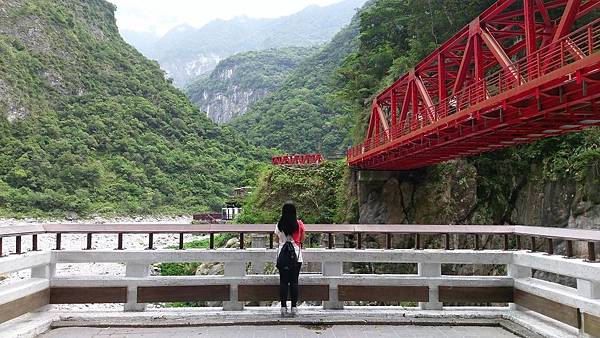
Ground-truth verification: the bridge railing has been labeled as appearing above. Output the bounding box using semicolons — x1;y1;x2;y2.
1;223;600;336
348;18;600;161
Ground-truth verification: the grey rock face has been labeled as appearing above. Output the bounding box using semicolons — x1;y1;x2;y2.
357;160;600;231
186;47;314;124
162;54;222;88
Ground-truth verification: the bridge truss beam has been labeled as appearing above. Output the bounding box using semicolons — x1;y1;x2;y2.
349;0;600;170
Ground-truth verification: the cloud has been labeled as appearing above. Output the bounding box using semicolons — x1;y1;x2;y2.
109;0;344;36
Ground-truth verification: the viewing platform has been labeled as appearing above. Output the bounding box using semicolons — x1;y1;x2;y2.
0;223;599;337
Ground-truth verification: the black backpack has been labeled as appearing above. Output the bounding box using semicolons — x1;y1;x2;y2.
276;240;298;271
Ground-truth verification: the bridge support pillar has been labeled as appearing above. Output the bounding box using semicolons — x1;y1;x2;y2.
323;261;344;310
223;262;245;311
124;263;149;312
508;264;532;311
418;263;443;310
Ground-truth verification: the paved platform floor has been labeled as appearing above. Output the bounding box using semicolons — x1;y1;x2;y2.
39;325;519;338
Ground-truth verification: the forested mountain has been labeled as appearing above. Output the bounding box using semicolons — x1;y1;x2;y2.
125;0;367;87
0;0;270;217
186;47;316;124
227;6;364;156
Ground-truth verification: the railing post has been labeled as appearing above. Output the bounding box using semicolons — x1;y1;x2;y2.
269;233;274;249
587;242;596;262
530;236;537;252
178;233;184;250
117;233;124;250
32;234;38;251
147;233;154;250
578;277;600;337
386;233;392;250
565;240;574;258
588;25;593;56
418;263;442;310
0;237;3;257
124;263;149;312
31;263;55;280
250;234;267;275
414;234;422;250
85;233;93;250
474;234;481;250
209;233;215;249
56;233;62;250
508;264;532;310
328;233;334;249
545;238;554;255
15;236;21;254
534;53;541;80
223;261;246;311
323;261;344;310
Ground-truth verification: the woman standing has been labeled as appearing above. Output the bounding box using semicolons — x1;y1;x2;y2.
275;201;305;317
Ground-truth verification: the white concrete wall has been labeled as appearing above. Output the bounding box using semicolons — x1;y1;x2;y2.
1;247;600;328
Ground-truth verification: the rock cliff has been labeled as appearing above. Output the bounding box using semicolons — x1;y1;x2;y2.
186;47;315;124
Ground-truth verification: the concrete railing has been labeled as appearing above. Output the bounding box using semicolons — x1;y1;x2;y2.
1;223;599;259
0;224;600;337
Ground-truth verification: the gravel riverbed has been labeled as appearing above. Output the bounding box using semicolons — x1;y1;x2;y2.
0;216;205;310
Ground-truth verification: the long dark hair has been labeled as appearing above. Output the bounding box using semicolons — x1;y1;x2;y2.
277;201;298;236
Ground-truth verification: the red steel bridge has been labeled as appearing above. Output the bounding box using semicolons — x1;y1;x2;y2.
347;0;600;170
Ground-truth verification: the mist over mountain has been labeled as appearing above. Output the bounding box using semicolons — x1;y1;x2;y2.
121;0;367;87
119;29;160;56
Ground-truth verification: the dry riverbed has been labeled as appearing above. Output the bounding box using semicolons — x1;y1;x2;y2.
0;216;204;310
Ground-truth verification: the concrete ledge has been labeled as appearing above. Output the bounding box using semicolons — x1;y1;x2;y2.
20;307;579;338
515;277;600;316
0;309;56;338
0;251;51;275
0;279;49;304
51;249;513;264
50;275;513;288
512;252;600;283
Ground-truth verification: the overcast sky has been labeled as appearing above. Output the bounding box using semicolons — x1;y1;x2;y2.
109;0;346;37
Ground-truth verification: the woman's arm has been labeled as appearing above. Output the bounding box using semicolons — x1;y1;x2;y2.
299;220;306;243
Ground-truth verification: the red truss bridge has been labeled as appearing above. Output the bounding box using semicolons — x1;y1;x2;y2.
347;0;600;170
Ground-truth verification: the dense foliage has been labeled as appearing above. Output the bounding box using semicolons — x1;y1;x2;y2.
185;47;317;123
228;7;364;156
237;161;346;224
0;0;270;217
